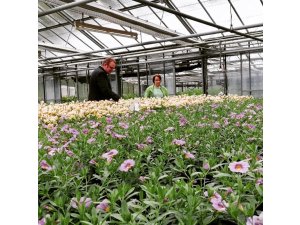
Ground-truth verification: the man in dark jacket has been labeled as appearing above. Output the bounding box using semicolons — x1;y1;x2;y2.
88;57;120;102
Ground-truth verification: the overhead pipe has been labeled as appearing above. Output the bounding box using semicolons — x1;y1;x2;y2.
39;0;95;17
39;23;262;62
133;0;262;42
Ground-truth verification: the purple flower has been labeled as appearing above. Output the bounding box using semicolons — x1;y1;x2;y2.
226;187;233;195
90;122;101;128
111;132;126;140
70;197;92;209
212;122;220;128
183;150;195;159
256;178;263;185
211;103;219;109
210;192;222;204
247;124;256;130
65;150;74;157
38;217;46;225
235;113;245;119
203;162;210;170
119;159;135;172
96;199;110;213
82;128;89;134
146;136;153;144
246;212;263;225
101;149;118;162
119;122;129;129
172;139;186;146
89;159;97;165
224;118;229;126
87;138;96;144
40;160;52;171
179;116;188;126
106;117;112;124
136;143;147;150
139;176;147;182
229;161;250;173
212;200;228;212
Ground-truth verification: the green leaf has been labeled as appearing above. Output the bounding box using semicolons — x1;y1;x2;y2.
110;213;125;222
154;210;178;222
80;221;94;225
203;215;214;225
143;200;160;208
190;171;203;178
213;173;232;178
70;213;80;218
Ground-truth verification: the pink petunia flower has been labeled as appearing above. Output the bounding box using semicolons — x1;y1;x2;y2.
82;128;89;134
212;200;228;212
139;176;147;182
256;178;263;185
246;211;263;225
183;150;195;159
119;159;135;172
172;139;186;146
96;199;110;213
101;149;118;162
203;162;210;170
146;136;153;144
210;192;222;204
89;159;97;165
111;132;126;140
65;150;74;157
87;138;96;144
136;143;147;150
70;197;92;209
229;161;250;173
40;160;52;171
179;116;188;126
226;187;233;195
213;122;221;128
38;217;46;225
106;117;112;124
119;122;129;129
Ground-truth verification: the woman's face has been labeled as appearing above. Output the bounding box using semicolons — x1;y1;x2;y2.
154;76;161;87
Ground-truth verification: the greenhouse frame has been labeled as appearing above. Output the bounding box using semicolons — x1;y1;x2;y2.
38;1;263;225
38;0;263;102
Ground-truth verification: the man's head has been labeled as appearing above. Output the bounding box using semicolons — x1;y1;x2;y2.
102;57;116;74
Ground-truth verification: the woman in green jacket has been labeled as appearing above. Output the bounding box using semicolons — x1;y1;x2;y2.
144;74;169;98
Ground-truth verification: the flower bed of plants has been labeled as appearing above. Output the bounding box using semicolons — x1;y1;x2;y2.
38;95;263;225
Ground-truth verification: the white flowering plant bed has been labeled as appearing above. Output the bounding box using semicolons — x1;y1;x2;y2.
38;95;263;225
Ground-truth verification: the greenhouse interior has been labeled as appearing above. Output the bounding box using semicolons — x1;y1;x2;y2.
38;0;263;224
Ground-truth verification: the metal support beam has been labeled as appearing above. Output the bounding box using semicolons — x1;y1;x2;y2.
39;23;262;62
75;64;79;100
223;50;228;95
39;0;95;17
201;49;208;95
133;0;262;42
137;57;141;97
240;53;243;95
248;43;252;95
